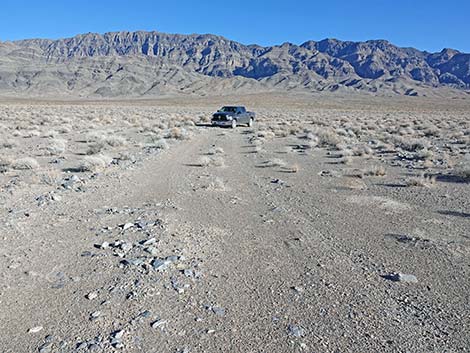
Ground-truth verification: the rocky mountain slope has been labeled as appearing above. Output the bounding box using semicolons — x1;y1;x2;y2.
0;31;469;97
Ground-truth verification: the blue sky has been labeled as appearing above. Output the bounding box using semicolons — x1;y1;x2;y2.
1;0;469;52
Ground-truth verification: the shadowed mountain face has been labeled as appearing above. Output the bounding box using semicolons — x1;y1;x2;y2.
0;31;469;97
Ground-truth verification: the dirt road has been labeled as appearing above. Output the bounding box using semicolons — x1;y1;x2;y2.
1;124;469;352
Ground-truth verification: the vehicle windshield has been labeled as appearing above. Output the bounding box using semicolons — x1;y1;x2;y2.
220;106;237;113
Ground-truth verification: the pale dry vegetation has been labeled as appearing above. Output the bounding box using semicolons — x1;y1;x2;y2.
251;101;470;187
0;103;209;198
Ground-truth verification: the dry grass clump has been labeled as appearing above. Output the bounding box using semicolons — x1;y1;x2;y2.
454;155;470;180
363;165;386;177
196;156;225;167
282;163;300;173
300;132;319;149
152;139;169;150
253;145;264;153
46;138;67;155
338;156;353;165
257;130;275;139
57;125;72;134
210;156;225;167
77;155;110;173
13;157;40;170
415;149;434;160
22;130;41;138
262;158;287;168
394;137;431;152
104;135;127;147
352;144;373;156
405;174;436;187
166;127;189;140
86;142;106;155
208;177;226;191
42;130;59;138
341;177;367;190
207;147;224;155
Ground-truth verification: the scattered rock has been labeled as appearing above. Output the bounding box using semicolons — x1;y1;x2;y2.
121;223;134;231
90;311;101;320
151;258;171;271
38;342;53;353
141;238;156;246
86;291;98;300
120;242;133;252
383;272;418;283
151;319;167;329
28;326;43;333
122;258;144;267
287;324;305;337
145;246;159;256
291;286;304;293
212;306;226;316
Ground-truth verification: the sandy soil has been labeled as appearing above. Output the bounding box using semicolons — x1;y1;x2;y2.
0;94;469;352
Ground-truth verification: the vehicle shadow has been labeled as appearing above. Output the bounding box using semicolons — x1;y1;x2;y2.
195;123;217;128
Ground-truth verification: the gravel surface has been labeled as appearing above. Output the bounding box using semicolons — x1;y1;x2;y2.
0;96;469;352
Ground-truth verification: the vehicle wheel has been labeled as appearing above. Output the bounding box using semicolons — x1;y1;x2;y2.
248;118;254;127
231;119;237;129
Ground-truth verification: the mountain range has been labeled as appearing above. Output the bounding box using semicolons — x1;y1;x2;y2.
0;30;469;98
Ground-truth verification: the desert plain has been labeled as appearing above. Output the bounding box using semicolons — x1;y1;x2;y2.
0;93;469;352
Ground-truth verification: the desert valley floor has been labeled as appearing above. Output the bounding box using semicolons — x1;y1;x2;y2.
0;93;469;352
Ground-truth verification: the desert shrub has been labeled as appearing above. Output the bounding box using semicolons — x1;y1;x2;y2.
46;139;67;155
86;142;106;155
209;177;226;191
207;147;224;155
104;135;127;147
415;149;434;160
85;131;106;143
253;145;264;153
210;156;225;167
13;157;40;170
283;163;300;173
264;158;286;167
336;149;354;158
394;137;430;152
454;155;470;179
57;125;72;134
196;156;224;167
338;156;353;165
77;155;110;172
22;130;41;138
406;174;436;187
363;165;386;176
257;131;275;139
153;139;169;150
42;130;58;138
352;145;373;156
166;127;189;140
315;128;342;147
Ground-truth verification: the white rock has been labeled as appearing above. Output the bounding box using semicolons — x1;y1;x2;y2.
122;223;134;231
86;291;98;300
28;326;43;333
